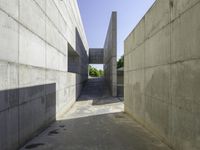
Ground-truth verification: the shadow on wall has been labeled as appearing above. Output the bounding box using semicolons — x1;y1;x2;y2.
75;28;88;99
67;29;88;102
0;83;56;150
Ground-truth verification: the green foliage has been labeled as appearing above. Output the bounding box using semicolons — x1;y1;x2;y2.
89;65;104;77
99;69;104;76
117;55;124;68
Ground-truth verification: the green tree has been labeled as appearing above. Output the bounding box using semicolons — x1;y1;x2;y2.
117;55;124;68
99;69;104;77
89;65;104;77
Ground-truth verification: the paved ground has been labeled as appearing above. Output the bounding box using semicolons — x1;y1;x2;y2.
20;78;171;150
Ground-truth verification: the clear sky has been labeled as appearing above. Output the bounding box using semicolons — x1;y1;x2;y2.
77;0;155;69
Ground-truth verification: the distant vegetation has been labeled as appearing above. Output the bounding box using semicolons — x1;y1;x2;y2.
117;55;124;68
89;55;123;77
89;65;104;77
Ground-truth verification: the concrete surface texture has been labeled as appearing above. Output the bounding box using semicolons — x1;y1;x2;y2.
104;12;117;97
117;67;124;97
124;0;200;150
89;48;104;64
20;78;171;150
0;0;88;149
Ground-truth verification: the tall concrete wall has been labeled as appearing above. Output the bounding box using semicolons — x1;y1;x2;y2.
104;12;117;97
117;68;124;97
0;0;88;149
124;0;200;150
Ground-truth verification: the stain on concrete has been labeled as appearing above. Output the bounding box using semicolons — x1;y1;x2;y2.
59;125;65;128
169;0;174;8
48;129;59;136
25;143;45;149
114;114;125;118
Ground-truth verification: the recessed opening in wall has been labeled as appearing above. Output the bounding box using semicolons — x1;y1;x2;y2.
89;64;104;77
68;43;80;73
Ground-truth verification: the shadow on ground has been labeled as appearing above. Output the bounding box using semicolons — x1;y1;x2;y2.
78;77;122;105
21;112;171;150
20;77;171;150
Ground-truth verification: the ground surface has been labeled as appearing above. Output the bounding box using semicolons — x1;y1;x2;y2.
20;78;171;150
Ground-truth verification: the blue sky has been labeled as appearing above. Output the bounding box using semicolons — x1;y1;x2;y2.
77;0;155;69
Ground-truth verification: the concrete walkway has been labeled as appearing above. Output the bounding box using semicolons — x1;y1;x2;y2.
20;78;171;150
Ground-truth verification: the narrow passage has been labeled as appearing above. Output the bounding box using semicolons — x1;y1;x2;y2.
20;78;171;150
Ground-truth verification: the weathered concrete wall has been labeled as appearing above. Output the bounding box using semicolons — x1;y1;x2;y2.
124;0;200;150
104;12;117;97
0;0;88;149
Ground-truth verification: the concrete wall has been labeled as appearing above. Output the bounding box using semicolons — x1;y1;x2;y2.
89;48;104;64
124;0;200;150
0;0;88;149
104;12;117;97
117;68;124;97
